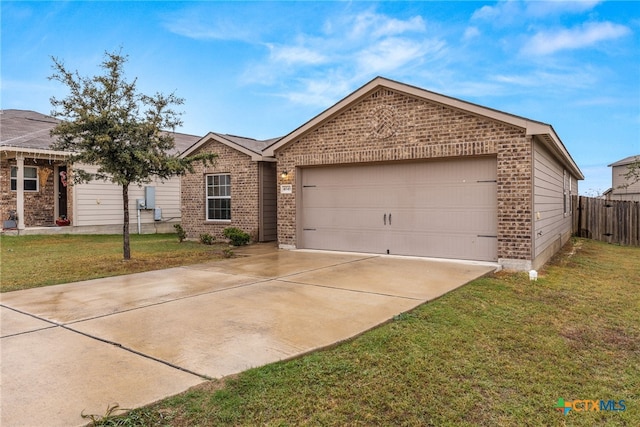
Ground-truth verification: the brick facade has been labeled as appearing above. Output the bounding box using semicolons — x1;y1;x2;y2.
180;140;260;241
275;88;533;261
1;158;72;227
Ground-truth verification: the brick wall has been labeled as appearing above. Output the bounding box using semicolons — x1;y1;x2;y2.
1;158;68;227
181;140;260;241
275;88;533;261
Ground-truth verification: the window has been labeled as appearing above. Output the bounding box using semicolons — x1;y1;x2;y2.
569;176;573;213
11;166;38;191
563;170;569;215
206;174;231;220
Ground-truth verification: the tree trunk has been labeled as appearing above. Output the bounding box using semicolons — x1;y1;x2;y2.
122;184;131;260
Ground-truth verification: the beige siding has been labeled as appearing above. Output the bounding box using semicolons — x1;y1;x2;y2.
533;142;572;259
73;164;181;226
610;164;640;201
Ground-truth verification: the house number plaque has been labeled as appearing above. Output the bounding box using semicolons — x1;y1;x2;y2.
280;184;293;194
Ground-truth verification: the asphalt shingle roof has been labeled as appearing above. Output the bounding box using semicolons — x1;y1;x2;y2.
211;133;281;155
0;110;61;150
1;109;201;154
608;155;639;167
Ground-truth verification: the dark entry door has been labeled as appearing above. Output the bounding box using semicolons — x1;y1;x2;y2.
58;166;68;218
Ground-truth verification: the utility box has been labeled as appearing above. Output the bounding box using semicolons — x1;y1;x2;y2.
154;207;162;221
136;199;146;209
144;186;155;209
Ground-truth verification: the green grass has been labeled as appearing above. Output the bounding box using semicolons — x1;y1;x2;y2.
85;238;639;426
0;233;228;292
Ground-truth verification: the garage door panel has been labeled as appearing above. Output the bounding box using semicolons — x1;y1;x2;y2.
302;186;387;208
302;207;386;229
394;209;496;234
299;157;498;262
303;228;387;254
391;230;497;260
408;184;496;208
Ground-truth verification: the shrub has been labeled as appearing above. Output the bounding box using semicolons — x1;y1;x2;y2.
223;227;251;246
199;233;215;245
221;248;234;258
173;224;187;243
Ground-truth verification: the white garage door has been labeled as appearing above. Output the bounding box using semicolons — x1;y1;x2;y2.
299;157;497;262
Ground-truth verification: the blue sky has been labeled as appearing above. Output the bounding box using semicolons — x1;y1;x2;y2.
2;1;639;194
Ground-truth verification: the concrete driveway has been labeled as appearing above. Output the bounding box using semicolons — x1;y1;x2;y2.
1;245;496;426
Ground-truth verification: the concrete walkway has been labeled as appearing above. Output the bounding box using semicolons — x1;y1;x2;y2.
1;245;496;426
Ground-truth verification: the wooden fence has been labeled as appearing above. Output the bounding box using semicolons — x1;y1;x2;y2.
572;195;640;246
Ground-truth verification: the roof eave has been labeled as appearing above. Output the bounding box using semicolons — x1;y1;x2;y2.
0;146;70;160
265;76;584;180
527;124;584;180
180;132;271;162
265;76;541;156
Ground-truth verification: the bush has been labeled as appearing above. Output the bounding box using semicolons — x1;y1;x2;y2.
199;233;215;245
221;248;234;258
223;227;251;246
173;224;187;243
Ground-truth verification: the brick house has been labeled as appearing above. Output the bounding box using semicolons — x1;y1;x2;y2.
1;109;200;234
180;133;278;242
184;77;583;270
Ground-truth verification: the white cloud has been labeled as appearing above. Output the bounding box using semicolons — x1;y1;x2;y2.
522;21;631;55
280;77;354;107
356;37;445;75
463;26;481;41
166;19;254;42
525;0;602;17
472;0;602;22
239;9;440;107
373;15;427;38
492;68;598;90
344;10;426;40
471;1;523;24
267;44;328;66
163;7;261;42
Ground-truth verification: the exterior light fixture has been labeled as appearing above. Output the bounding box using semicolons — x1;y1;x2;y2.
281;171;288;179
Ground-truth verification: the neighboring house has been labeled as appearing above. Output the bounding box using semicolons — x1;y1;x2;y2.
604;155;640;202
1;109;200;234
182;77;584;271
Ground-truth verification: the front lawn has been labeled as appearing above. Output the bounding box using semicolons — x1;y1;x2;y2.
0;233;226;292
89;238;639;426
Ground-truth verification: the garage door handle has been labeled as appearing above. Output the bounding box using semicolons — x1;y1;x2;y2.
383;213;387;225
389;213;392;225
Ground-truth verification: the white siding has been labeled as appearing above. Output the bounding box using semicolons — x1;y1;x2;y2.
533;143;572;258
73;164;181;226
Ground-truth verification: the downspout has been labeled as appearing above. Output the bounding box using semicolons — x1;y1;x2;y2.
530;137;536;267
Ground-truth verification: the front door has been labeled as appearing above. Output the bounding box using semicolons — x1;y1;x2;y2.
58;166;68;219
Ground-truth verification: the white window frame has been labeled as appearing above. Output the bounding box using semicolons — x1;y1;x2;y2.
11;166;39;192
206;173;231;221
563;170;569;216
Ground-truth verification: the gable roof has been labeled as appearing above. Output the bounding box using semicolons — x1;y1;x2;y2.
608;155;639;167
180;132;280;161
0;109;201;158
263;76;584;179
